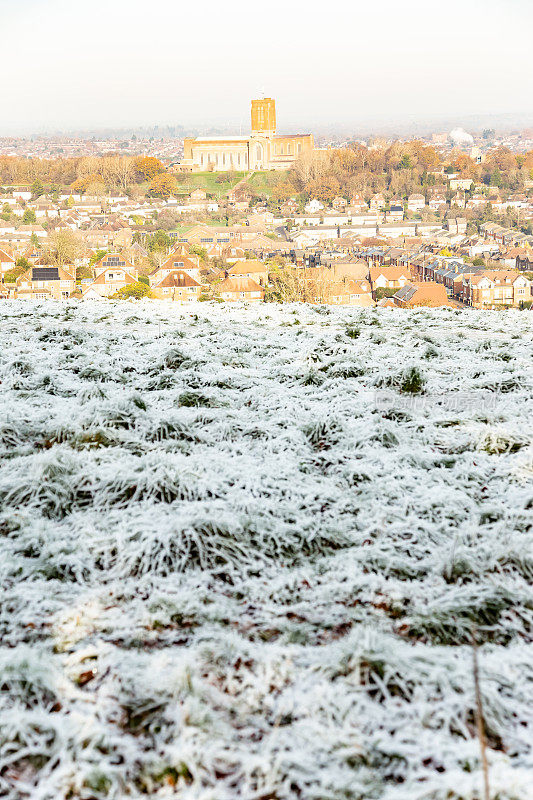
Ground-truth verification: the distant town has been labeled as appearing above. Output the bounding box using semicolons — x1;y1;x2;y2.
1;98;532;310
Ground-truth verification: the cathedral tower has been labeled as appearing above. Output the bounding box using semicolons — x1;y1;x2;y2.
251;97;276;136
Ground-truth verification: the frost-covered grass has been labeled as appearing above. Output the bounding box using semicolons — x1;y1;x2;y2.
0;299;532;800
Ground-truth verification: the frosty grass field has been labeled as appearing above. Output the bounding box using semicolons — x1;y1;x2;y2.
0;299;532;800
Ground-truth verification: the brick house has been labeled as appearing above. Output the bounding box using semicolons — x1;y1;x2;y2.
16;266;76;300
151;270;201;302
217;275;264;302
393;281;451;308
227;259;269;287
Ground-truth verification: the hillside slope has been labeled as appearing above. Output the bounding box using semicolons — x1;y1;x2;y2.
0;301;531;799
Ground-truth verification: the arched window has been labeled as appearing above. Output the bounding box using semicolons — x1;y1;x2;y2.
256;144;262;162
287;143;292;155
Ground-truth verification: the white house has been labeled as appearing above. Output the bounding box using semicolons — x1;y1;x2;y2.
305;199;324;214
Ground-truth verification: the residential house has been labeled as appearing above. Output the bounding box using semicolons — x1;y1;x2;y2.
450;192;466;209
463;271;532;308
329;278;374;307
149;253;201;286
386;204;404;222
349;193;368;213
369;193;385;211
332;196;348;211
151;270;201;302
0;220;17;236
13;189;32;202
429;194;447;212
368;266;412;295
327;258;369;281
393;281;451;308
0;247;15;275
305;199;324;214
18;224;47;239
15;266;76;300
227;187;251;210
82;253;138;298
227;259;269;286
449;178;473;191
466;193;487;209
407;194;425;213
216;275;264;302
447;218;467;235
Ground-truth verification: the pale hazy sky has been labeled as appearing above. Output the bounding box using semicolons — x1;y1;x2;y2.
1;0;532;133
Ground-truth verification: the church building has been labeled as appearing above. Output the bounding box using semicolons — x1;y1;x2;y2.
179;98;314;172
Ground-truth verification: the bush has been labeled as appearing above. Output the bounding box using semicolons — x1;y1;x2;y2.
374;287;396;300
113;282;152;300
400;366;425;394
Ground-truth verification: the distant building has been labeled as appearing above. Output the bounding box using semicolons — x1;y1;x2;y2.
449;177;473;191
180;98;314;172
407;194;425;213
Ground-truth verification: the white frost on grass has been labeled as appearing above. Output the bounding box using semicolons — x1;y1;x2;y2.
0;299;532;799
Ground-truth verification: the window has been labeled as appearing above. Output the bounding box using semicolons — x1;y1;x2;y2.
173;261;184;267
297;143;302;154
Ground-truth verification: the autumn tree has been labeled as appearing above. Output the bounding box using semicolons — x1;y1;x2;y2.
271;182;294;202
134;156;165;182
148;173;177;198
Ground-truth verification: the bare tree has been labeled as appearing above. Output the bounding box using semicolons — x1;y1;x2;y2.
48;230;82;268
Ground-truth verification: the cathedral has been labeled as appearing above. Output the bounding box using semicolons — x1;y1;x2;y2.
179;98;314;172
